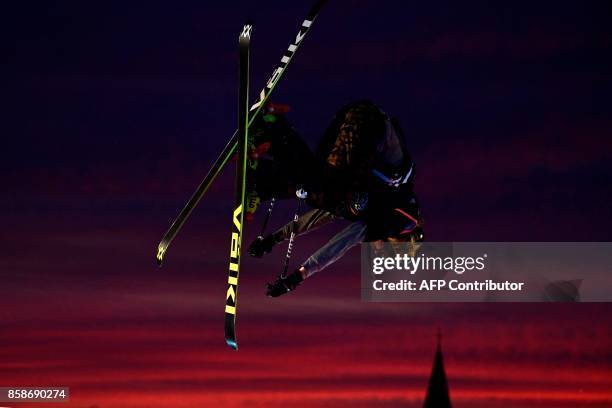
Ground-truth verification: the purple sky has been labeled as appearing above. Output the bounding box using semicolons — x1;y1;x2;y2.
2;1;612;407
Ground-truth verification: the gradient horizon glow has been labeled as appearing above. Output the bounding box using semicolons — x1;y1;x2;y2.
2;1;611;407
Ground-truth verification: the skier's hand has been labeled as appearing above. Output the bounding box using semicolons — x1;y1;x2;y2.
248;235;275;258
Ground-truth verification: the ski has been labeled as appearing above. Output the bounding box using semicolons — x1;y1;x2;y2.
156;0;327;267
225;22;252;351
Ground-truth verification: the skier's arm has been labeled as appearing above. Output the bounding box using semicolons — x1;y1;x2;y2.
301;221;367;278
248;209;338;258
272;208;338;242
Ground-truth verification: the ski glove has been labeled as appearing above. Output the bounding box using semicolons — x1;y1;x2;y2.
248;234;276;258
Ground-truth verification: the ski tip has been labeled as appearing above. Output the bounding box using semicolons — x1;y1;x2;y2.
156;246;166;267
226;339;238;350
240;22;254;40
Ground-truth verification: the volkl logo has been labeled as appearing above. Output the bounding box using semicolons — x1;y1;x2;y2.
250;18;313;111
240;24;252;39
226;205;242;315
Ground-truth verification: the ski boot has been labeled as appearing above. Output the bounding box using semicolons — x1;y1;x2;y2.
266;270;304;297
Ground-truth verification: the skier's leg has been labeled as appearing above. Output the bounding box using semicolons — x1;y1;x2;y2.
247;135;311;218
251;104;317;184
265;118;316;185
248;117;320;219
275;208;338;241
252;159;295;202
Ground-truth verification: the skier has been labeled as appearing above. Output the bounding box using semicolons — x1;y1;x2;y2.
247;100;424;297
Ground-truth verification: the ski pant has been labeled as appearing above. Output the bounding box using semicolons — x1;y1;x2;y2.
270;208;367;277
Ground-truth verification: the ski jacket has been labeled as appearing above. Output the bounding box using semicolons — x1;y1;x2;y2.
315;100;414;192
307;100;416;217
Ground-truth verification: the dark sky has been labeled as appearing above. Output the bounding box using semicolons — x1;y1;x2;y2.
2;1;612;407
